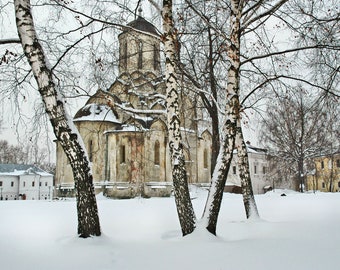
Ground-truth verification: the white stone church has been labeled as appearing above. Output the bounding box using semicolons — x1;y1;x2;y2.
55;14;213;198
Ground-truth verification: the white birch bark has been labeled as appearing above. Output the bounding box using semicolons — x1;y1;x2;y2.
236;117;259;219
162;0;196;236
202;0;242;235
14;0;100;237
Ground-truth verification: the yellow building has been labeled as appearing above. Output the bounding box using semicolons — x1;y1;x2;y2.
307;152;340;192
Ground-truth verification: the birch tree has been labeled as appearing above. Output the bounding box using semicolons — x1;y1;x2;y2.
202;0;244;235
14;0;100;238
162;0;196;236
235;118;259;218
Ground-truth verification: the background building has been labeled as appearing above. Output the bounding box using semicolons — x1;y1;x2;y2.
0;164;53;200
225;143;272;194
307;152;340;192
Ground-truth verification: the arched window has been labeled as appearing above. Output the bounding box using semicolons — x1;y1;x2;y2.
138;41;143;69
203;149;208;169
154;140;160;165
89;140;93;162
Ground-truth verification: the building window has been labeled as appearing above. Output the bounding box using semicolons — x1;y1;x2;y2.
32;181;35;187
11;181;14;187
120;145;126;164
121;42;127;69
254;165;257;174
263;166;266;174
322;182;325;189
23;181;26;187
203;149;208;169
89;140;93;162
154;140;160;165
337;159;340;168
0;181;2;186
338;182;340;188
45;182;48;187
153;44;160;70
233;166;237;175
39;182;42;187
138;41;143;69
321;161;324;169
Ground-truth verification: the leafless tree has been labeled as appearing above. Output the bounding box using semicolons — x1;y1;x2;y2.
260;88;337;192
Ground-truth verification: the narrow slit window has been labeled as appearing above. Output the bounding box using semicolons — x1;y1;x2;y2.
120;145;126;164
89;140;93;162
154;140;160;165
153;44;159;70
122;42;127;69
203;149;208;169
138;41;143;69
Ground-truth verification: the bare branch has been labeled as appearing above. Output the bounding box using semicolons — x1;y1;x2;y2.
241;44;339;66
0;38;21;45
241;0;289;31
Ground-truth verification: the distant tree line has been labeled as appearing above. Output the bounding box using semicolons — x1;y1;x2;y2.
0;139;55;174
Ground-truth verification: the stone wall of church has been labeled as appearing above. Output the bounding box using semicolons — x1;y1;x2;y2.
55;121;118;189
197;131;212;183
144;121;168;182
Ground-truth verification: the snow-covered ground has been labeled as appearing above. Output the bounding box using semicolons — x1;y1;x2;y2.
0;187;339;270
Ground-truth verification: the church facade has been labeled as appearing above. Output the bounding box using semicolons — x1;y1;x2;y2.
55;15;212;198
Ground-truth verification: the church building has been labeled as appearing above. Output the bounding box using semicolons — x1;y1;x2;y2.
55;13;212;198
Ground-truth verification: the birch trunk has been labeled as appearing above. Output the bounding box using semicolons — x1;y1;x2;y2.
202;0;242;235
236;118;259;219
15;0;100;238
162;0;196;236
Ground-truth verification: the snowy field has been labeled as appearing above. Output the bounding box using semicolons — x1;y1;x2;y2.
0;187;339;270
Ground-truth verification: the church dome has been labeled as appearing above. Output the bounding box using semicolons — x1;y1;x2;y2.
124;16;159;36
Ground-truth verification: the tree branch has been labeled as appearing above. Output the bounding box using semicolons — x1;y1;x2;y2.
241;44;339;66
241;0;289;31
0;38;21;45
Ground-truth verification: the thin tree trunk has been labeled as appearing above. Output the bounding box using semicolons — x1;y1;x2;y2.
162;0;196;236
236;118;259;219
202;0;243;235
15;0;100;237
207;27;220;176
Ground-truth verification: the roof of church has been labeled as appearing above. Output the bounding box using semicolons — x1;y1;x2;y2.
125;16;159;36
74;104;121;124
